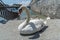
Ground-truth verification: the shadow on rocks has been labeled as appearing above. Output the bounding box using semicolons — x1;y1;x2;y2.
29;26;48;39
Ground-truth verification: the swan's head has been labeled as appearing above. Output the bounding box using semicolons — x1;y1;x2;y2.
18;5;26;15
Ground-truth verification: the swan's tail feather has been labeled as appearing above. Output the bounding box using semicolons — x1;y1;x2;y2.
44;16;50;25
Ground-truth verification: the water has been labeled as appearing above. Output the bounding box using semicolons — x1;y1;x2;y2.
0;8;36;20
0;0;37;20
2;0;32;6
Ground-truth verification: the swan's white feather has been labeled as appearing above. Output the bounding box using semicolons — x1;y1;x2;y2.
18;19;45;34
18;17;50;34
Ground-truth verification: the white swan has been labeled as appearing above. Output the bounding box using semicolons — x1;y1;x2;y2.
18;6;49;34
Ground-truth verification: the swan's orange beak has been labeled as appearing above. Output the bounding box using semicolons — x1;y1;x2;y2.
18;8;22;15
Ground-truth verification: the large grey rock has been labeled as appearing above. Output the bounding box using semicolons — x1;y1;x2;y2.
30;0;60;18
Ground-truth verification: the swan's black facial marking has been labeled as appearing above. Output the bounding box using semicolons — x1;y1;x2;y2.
18;8;22;15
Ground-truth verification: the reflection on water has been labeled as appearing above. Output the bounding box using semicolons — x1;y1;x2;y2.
0;17;7;24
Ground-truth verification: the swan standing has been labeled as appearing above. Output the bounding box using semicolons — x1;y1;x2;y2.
18;6;49;34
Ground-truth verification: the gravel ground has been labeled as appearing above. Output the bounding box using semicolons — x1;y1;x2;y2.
0;19;60;40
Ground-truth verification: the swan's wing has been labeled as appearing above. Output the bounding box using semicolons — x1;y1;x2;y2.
30;19;44;26
19;19;45;34
22;19;41;31
29;19;45;30
22;19;44;31
22;24;34;31
21;23;37;34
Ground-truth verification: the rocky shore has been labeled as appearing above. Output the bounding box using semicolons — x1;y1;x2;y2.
0;19;60;40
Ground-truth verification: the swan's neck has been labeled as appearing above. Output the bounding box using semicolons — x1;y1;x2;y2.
24;7;30;26
21;7;30;29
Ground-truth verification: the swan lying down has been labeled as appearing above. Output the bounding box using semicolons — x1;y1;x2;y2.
18;18;45;34
18;6;49;34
